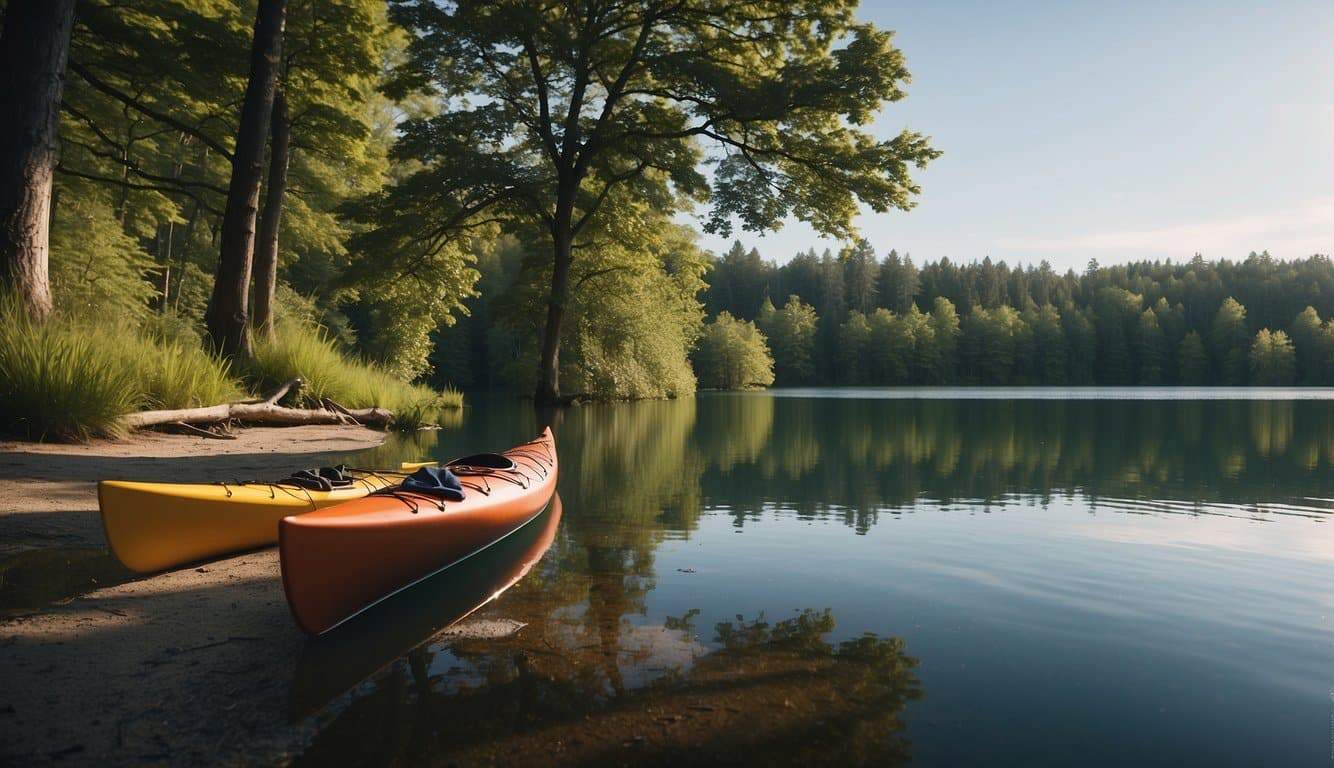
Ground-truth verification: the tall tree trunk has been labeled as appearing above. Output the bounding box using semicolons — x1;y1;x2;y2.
0;0;76;320
534;226;573;405
204;0;287;358
251;87;289;341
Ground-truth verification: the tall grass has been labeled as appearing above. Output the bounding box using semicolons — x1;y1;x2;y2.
250;321;462;429
0;298;141;440
1;300;458;441
123;335;240;410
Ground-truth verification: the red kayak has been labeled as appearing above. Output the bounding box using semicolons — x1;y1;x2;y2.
280;427;558;635
290;494;563;717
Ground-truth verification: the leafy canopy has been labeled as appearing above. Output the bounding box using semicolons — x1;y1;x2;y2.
376;0;940;269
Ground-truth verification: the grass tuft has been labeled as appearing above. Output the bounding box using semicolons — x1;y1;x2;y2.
124;336;240;410
0;301;458;441
0;297;141;440
250;321;462;429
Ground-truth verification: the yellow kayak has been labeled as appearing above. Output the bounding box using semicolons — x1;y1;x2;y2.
99;463;433;573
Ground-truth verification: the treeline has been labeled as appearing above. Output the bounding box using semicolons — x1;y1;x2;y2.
695;242;1334;386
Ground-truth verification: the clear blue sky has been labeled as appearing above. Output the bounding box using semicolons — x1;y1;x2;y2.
689;0;1334;271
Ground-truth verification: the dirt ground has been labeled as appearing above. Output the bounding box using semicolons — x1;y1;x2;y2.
0;426;387;766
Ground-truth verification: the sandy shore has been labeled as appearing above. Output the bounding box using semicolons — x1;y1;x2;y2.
0;426;386;766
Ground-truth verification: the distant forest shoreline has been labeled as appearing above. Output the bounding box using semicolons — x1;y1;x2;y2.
695;245;1333;388
437;244;1334;392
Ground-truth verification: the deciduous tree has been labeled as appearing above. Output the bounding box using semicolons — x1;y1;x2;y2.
379;0;939;403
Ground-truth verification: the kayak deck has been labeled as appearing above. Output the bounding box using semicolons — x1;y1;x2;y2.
280;428;559;635
99;468;411;573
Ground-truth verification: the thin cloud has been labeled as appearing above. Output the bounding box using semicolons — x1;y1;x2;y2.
998;198;1334;258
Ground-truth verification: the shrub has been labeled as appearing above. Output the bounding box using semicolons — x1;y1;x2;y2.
0;301;457;441
693;312;775;390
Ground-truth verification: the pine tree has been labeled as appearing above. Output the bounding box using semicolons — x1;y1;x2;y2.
1211;297;1250;385
1177;332;1209;385
1249;329;1296;386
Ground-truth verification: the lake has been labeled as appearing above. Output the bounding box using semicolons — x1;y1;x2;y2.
298;390;1333;766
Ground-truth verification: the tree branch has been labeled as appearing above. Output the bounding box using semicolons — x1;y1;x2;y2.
56;164;223;215
68;59;234;161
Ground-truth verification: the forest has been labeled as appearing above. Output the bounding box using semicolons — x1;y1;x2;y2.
691;243;1334;387
1;1;1330;442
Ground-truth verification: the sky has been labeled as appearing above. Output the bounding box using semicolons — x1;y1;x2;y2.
687;0;1334;271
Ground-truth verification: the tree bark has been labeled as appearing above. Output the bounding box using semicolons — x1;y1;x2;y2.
0;0;76;320
534;219;573;405
251;87;289;341
205;0;288;358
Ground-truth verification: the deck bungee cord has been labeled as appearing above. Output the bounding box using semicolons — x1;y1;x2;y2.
367;435;558;512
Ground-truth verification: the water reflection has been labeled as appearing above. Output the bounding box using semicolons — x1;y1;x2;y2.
298;601;921;767
510;395;1334;535
291;495;564;718
295;393;1332;766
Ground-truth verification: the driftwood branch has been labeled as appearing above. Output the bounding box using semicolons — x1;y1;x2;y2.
170;421;237;440
263;377;303;405
121;378;394;431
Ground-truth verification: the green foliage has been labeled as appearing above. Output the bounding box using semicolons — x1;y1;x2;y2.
1135;308;1167;384
1249;329;1296;386
1212;297;1250;385
694;313;775;390
375;0;938;399
843;240;880;315
835;311;872;384
1177;332;1209;385
488;218;707;400
350;240;478;380
0;290;256;440
705;241;772;320
1289;306;1334;385
382;0;937;239
866;308;913;383
926;298;960;383
1024;304;1067;384
0;296;141;440
121;335;239;409
249;321;461;427
700;248;1334;386
49;189;158;322
758;296;819;385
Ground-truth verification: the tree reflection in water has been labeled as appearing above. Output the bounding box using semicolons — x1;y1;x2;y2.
292;393;1331;766
296;604;921;767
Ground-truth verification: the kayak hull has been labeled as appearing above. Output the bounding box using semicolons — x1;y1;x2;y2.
290;494;563;717
99;476;397;574
280;428;559;635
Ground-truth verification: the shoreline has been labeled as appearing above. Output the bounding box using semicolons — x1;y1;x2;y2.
0;425;387;766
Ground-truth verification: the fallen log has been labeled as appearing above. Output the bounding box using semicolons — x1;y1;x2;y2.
120;377;395;431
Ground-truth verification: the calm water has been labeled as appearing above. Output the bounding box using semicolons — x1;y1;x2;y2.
297;391;1333;766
